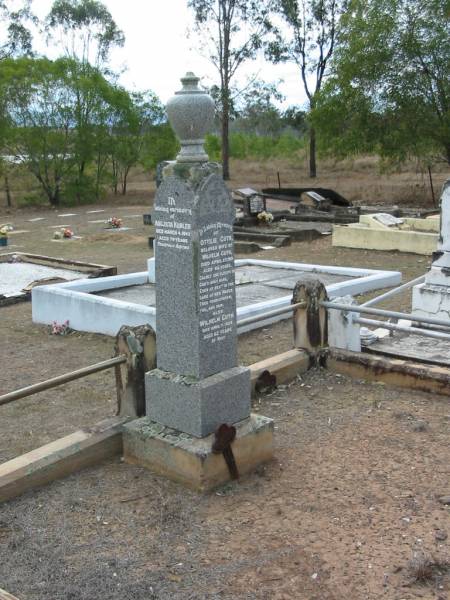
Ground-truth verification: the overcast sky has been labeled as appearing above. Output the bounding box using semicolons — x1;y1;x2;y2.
31;0;307;108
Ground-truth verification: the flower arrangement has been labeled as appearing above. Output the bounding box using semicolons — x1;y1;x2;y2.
51;320;71;335
0;226;9;246
53;227;73;240
107;216;122;229
257;211;274;225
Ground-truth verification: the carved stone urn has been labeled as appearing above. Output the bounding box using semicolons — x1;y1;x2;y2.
166;72;215;163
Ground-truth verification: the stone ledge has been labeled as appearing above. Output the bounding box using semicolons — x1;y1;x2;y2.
122;414;274;492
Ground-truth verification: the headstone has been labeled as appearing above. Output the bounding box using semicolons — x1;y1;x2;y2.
372;213;404;228
412;179;450;320
145;73;250;437
235;188;266;216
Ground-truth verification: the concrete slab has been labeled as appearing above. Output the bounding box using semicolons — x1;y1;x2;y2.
97;283;156;306
0;263;83;296
366;332;450;367
1;253;116;305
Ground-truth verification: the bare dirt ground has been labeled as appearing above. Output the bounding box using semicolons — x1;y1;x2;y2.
1;161;449;599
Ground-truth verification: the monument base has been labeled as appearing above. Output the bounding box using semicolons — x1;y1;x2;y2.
412;283;450;322
146;366;251;438
122;414;274;492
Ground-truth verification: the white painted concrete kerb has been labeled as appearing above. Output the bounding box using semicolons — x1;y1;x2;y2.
32;258;401;336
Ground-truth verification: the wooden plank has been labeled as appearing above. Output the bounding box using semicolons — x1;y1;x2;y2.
327;349;450;396
249;349;310;393
0;588;20;600
0;417;127;504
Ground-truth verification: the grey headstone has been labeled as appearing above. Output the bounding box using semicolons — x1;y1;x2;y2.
153;163;237;380
145;74;251;438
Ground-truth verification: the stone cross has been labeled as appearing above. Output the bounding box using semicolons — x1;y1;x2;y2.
145;73;250;437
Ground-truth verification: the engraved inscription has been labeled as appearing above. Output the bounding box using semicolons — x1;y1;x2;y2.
154;199;192;250
198;222;235;344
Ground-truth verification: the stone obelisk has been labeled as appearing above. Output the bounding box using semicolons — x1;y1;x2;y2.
123;73;273;490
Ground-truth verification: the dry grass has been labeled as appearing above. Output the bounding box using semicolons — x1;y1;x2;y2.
227;156;448;207
3;156;448;210
407;552;450;584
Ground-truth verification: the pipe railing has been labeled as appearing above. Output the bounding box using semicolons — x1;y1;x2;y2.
361;274;426;307
355;317;450;341
237;301;305;329
322;301;450;329
4;281;448;409
0;355;126;407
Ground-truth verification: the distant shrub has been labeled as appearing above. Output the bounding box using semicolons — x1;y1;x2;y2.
204;134;221;161
205;132;305;160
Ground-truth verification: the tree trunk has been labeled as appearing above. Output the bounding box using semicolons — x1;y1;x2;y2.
4;175;12;207
121;168;129;195
309;126;317;178
445;143;450;166
221;93;230;180
52;184;60;207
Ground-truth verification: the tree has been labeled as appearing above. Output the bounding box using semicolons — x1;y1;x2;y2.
0;0;36;59
188;0;275;179
110;91;166;195
46;0;125;200
0;57;77;206
312;0;450;166
0;56;137;206
268;0;346;177
235;80;284;136
46;0;124;68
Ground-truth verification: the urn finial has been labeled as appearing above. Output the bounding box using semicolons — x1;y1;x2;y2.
166;72;215;163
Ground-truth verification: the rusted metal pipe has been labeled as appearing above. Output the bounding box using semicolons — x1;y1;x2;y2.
0;356;127;407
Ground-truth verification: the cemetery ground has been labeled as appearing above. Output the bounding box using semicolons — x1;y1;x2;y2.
1;161;449;599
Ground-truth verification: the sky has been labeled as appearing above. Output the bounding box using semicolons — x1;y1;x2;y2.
30;0;307;108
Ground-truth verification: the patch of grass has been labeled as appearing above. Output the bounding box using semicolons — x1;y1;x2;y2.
407;552;450;584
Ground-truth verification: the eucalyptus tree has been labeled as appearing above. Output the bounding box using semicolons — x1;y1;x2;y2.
46;0;124;68
0;57;78;206
188;0;275;179
46;0;125;199
0;0;36;59
110;91;166;196
267;0;347;177
313;0;450;167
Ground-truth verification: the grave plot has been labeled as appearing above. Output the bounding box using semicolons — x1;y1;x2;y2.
32;256;401;336
333;212;440;255
0;253;116;306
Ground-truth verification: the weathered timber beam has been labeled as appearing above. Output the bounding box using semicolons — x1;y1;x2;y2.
0;589;20;600
249;349;311;394
0;416;127;504
327;349;450;396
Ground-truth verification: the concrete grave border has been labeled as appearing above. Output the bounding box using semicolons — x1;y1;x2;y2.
32;257;401;336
